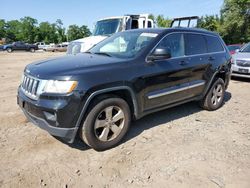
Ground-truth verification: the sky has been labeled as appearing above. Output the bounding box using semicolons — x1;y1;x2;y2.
1;0;224;31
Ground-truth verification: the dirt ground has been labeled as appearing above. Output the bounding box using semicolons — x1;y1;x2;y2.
0;52;249;188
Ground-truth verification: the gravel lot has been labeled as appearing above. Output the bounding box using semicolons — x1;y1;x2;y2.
0;52;249;188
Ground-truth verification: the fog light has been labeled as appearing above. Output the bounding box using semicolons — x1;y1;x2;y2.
43;111;57;122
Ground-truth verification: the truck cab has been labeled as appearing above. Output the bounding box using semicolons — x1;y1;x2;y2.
67;14;154;55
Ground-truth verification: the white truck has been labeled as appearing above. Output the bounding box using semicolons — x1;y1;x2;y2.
67;14;155;55
35;42;51;51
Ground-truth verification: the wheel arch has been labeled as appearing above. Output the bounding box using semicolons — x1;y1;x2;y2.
76;86;139;129
203;69;228;97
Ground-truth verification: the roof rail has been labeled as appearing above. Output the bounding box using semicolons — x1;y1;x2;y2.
170;16;199;28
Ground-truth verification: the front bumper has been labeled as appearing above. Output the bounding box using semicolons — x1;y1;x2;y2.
232;64;250;78
17;86;85;143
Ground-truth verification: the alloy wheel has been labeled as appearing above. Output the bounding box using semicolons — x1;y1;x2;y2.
211;83;223;106
94;106;125;142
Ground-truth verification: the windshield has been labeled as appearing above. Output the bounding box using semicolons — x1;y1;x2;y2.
93;19;122;36
240;43;250;53
89;31;158;59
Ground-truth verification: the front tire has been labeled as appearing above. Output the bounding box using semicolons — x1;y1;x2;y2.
80;97;131;151
6;48;12;53
200;78;225;111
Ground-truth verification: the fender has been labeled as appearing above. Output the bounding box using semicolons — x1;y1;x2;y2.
69;86;139;143
202;67;228;97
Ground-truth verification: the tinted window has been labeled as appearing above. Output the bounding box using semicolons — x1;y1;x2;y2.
206;35;224;52
148;21;152;28
185;34;207;55
156;33;185;58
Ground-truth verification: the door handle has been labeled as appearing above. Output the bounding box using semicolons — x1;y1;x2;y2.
208;56;215;61
179;60;188;65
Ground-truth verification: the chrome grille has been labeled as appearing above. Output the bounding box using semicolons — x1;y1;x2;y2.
236;60;250;67
21;75;40;99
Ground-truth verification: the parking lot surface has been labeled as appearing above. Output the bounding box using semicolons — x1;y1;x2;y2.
0;52;249;188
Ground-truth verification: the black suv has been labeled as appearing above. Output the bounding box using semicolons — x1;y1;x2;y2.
17;28;231;151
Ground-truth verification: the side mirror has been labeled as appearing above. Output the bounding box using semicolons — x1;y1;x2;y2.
147;48;171;62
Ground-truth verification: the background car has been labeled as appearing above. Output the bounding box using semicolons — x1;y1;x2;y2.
3;41;38;53
46;44;68;52
227;44;242;55
34;42;50;51
0;44;4;51
231;42;250;78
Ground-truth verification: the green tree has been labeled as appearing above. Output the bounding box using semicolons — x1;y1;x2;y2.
0;19;6;40
80;25;91;37
20;16;38;43
156;15;171;28
220;0;250;44
198;15;221;32
37;22;58;43
67;24;91;41
55;19;66;43
5;20;23;42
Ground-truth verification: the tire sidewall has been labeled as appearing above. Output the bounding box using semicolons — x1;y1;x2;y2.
30;48;35;52
6;48;12;53
81;98;131;151
206;78;225;110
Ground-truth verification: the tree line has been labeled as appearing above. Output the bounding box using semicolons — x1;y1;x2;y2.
0;17;91;44
0;0;249;45
151;0;250;44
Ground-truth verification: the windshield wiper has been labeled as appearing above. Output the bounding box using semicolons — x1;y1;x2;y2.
93;52;112;57
84;51;92;54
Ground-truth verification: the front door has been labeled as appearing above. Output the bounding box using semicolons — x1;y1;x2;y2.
15;42;25;50
141;33;194;111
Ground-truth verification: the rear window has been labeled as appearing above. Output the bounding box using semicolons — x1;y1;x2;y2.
185;34;207;55
205;35;224;52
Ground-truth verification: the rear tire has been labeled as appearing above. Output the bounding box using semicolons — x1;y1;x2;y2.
200;78;225;111
30;48;35;53
6;48;12;53
80;97;131;151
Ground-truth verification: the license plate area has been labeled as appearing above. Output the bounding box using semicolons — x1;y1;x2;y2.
238;68;249;74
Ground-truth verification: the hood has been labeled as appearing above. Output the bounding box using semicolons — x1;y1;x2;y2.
25;53;125;79
232;52;250;61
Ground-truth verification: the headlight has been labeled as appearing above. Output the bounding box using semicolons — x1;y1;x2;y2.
43;80;78;94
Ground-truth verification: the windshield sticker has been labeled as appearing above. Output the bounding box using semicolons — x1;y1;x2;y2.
140;33;158;38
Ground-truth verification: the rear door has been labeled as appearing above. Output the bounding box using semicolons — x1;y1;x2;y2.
183;33;210;97
142;33;194;111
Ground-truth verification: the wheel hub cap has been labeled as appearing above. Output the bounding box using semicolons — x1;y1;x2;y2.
211;83;223;106
94;106;125;142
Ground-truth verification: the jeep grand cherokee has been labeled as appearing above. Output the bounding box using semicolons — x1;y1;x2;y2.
17;28;231;151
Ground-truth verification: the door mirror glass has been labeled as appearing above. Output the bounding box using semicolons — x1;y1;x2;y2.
147;48;171;61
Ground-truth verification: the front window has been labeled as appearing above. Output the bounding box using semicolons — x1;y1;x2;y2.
240;43;250;53
156;33;185;58
89;31;158;58
93;19;122;36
